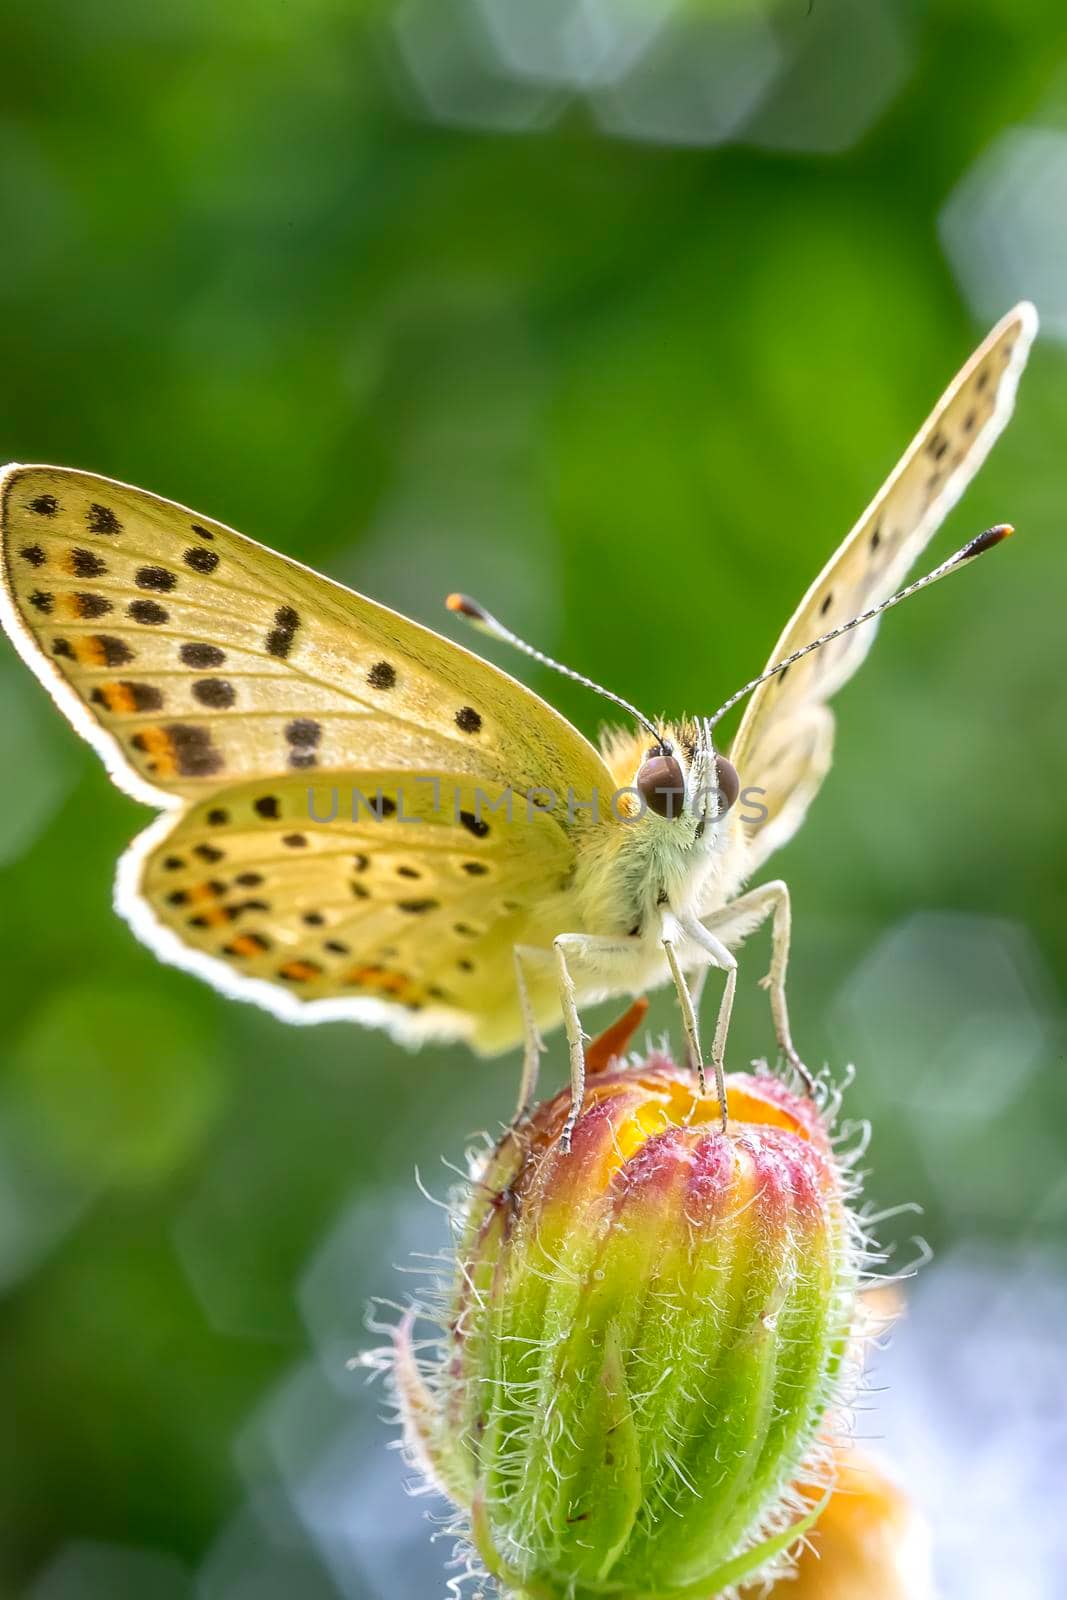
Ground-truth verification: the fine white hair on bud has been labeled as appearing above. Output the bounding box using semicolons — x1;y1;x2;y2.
363;1008;893;1600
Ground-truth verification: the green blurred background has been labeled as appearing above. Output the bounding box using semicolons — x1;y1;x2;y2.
2;0;1066;1595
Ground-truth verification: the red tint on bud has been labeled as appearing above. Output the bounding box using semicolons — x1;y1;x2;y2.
381;1026;861;1600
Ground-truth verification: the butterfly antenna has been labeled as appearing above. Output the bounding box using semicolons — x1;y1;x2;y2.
446;593;667;747
708;523;1015;729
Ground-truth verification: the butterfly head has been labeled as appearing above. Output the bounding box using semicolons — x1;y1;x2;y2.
632;719;740;840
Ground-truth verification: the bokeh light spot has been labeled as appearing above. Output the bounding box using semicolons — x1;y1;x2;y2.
594;5;782;147
878;1249;1067;1600
942;125;1067;341
26;1541;192;1600
9;982;224;1187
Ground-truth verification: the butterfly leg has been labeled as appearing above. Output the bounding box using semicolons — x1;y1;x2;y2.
549;933;646;1153
682;963;709;1075
662;938;706;1093
512;946;547;1122
670;925;738;1133
700;880;816;1096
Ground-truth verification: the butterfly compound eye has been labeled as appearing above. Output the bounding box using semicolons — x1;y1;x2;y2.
714;754;740;816
637;754;686;820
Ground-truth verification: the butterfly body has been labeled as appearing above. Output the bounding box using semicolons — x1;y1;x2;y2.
566;720;745;955
0;302;1038;1142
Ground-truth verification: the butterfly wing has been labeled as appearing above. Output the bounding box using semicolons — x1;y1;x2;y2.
0;464;613;810
119;769;577;1047
1;464;620;1038
729;302;1037;874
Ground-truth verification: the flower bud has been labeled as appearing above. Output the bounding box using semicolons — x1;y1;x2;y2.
385;1010;859;1599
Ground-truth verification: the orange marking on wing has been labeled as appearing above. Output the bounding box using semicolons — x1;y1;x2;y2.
280;960;322;982
195;906;230;928
57;593;100;620
345;964;410;996
98;682;137;714
73;637;108;667
132;726;177;777
188;881;223;903
226;934;265;958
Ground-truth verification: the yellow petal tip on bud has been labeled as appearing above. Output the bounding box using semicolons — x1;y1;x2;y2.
372;1009;887;1600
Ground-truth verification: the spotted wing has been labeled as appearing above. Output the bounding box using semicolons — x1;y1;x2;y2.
0;465;613;813
730;302;1037;873
119;768;576;1046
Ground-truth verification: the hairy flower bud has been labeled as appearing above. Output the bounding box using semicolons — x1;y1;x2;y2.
383;1010;860;1599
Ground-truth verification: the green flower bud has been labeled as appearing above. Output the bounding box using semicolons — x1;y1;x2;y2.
383;1028;859;1600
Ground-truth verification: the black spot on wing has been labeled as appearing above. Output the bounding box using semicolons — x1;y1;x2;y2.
193;842;225;863
286;717;320;769
282;833;307;848
73;593;111;619
398;899;439;914
133;723;223;778
455;706;482;733
136;565;177;593
29;591;53;613
19;544;46;567
87;503;121;535
29;494;58;517
180;643;226;668
96;635;134;666
254;795;280;819
191;523;215;541
367;660;396;689
266;605;300;659
69;548;107;578
168;725;223;778
192;678;236;709
360;793;396;819
130;683;165;711
459;809;490;838
128;599;169;625
183;546;219;574
206;807;230;826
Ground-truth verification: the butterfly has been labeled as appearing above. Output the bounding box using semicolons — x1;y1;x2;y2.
0;302;1036;1147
